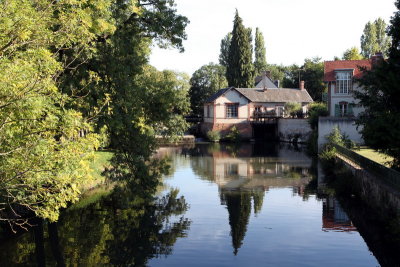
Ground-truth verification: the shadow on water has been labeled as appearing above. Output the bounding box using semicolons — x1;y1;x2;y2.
0;153;191;266
318;160;400;267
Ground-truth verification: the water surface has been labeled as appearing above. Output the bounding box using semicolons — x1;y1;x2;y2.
0;143;390;266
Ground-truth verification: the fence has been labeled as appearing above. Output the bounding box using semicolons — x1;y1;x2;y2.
333;144;400;189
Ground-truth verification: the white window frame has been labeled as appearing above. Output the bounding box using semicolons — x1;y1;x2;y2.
226;103;239;118
336;72;352;94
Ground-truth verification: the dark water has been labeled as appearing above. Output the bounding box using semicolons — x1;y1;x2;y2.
0;143;398;266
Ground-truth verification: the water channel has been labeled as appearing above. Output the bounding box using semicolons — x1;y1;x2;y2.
0;143;399;266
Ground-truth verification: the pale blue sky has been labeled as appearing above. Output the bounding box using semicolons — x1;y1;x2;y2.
149;0;396;75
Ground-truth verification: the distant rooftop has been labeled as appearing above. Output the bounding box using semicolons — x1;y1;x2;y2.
324;59;372;82
235;88;313;103
205;87;313;103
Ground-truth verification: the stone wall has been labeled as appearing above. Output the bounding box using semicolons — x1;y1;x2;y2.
318;116;363;150
278;118;312;143
201;122;253;139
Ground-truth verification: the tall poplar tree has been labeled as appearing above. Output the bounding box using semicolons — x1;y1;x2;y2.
219;33;232;67
360;18;391;58
254;27;267;75
226;10;254;88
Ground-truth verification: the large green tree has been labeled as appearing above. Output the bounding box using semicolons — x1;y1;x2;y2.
301;58;325;101
342;47;364;60
281;58;324;101
0;0;189;227
356;1;400;169
254;27;267;75
226;10;254;88
360;18;391;58
219;33;232;68
189;63;228;116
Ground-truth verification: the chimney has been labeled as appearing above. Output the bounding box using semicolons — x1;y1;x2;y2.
299;80;305;90
371;52;384;66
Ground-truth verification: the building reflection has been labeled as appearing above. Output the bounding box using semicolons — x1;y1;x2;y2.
190;143;314;191
189;143;315;255
322;196;356;232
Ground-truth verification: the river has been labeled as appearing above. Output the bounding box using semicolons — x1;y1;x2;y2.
0;143;398;266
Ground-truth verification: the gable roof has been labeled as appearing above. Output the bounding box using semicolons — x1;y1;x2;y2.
324;59;372;82
205;87;233;103
205;87;313;104
235;88;313;103
255;75;278;88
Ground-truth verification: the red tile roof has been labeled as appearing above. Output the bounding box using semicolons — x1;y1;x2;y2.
324;59;372;82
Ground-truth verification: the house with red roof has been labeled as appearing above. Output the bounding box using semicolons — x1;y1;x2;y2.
323;53;382;117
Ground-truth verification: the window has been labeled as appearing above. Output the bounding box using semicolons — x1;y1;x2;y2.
226;103;238;118
339;102;348;116
225;163;239;176
336;72;352;94
207;105;210;118
335;102;352;117
255;106;262;113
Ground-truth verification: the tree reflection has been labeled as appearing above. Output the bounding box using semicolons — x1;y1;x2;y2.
220;190;253;255
0;155;191;266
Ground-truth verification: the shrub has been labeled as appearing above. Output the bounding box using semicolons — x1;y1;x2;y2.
326;126;344;147
207;130;220;142
307;102;328;130
284;102;302;118
225;126;241;142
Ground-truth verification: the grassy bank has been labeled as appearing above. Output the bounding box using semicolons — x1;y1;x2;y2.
353;147;393;167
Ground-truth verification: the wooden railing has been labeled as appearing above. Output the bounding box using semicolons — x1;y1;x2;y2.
333;144;400;189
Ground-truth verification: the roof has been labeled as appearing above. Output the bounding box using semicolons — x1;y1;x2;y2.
324;59;372;82
205;87;233;103
235;88;313;103
254;75;278;88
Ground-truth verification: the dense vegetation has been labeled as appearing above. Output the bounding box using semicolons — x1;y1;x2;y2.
356;0;400;169
0;0;190;228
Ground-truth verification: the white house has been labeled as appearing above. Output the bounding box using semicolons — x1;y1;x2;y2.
202;85;313;138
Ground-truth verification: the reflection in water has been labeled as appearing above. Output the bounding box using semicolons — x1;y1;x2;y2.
1;143;399;266
189;143;314;255
322;196;356;232
220;191;252;255
0;154;191;266
318;160;400;267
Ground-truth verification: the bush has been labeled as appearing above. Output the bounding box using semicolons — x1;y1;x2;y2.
225;126;241;142
308;102;328;130
207;130;220;142
326;126;344;147
284;102;302;118
342;133;356;149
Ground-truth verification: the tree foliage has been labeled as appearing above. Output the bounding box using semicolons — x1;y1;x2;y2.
342;47;364;60
0;0;189;227
226;10;254;88
189;63;227;116
281;58;324;101
254;28;267;75
219;33;232;68
360;18;391;58
308;102;328;130
356;1;400;169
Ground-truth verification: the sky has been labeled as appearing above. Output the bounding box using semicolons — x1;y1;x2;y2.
149;0;396;76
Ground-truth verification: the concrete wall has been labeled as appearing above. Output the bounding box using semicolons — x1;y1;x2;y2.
278;118;312;143
318;116;364;149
